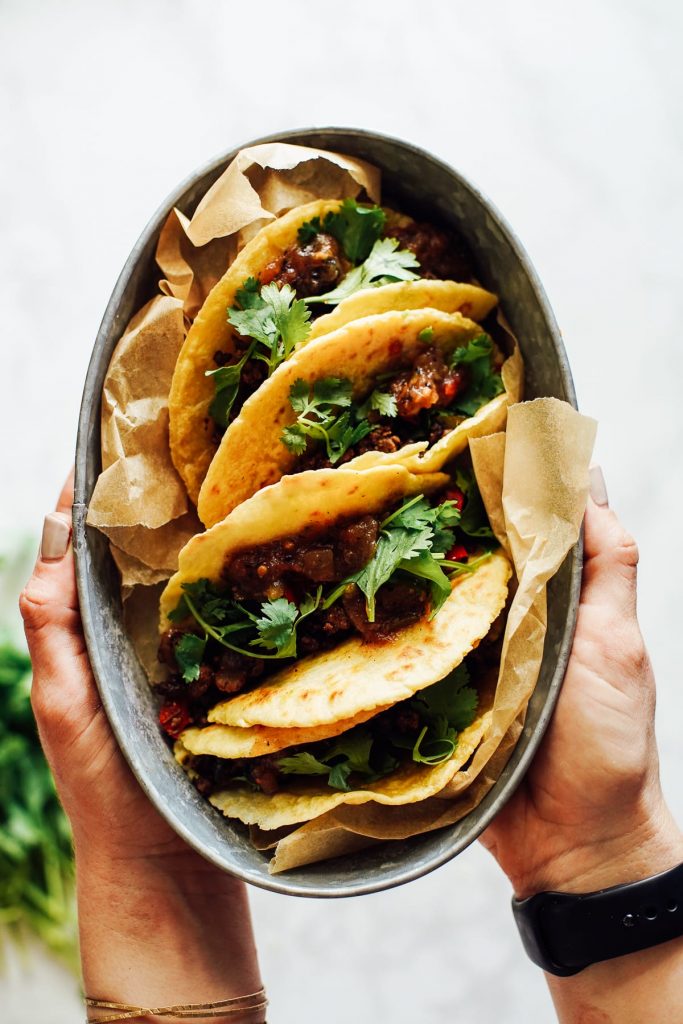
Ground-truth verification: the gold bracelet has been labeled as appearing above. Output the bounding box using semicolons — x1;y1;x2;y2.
85;987;267;1022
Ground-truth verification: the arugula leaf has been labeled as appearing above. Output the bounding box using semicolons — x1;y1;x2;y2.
228;281;311;375
205;342;255;429
277;752;330;776
280;377;370;464
306;237;420;307
449;334;504;417
398;549;452;619
454;469;495;538
298;200;386;262
174;633;207;682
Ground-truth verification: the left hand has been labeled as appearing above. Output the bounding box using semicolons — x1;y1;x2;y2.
20;473;263;1020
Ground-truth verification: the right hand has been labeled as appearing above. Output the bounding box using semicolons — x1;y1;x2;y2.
481;481;682;898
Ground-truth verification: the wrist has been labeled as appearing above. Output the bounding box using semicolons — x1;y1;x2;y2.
75;844;263;1022
513;796;683;899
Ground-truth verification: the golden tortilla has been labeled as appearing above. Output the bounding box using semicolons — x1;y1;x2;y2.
197;308;507;527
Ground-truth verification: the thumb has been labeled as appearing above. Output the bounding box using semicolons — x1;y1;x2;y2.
581;468;639;619
19;477;100;742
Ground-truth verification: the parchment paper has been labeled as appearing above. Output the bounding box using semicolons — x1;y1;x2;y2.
262;398;596;872
87;145;379;587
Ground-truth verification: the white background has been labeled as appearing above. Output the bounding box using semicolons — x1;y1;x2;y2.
1;1;682;1021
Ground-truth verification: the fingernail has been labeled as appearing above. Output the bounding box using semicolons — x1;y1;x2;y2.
589;465;609;507
40;512;72;561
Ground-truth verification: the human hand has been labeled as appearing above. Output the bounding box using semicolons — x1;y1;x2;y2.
19;474;263;1020
481;469;682;899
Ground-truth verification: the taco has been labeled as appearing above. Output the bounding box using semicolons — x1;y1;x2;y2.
168;197;498;504
197;307;522;527
155;463;512;829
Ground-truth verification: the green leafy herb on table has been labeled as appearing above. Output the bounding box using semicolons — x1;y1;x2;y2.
0;641;77;971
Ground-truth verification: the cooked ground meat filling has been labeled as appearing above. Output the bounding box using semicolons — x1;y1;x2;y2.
259;232;350;297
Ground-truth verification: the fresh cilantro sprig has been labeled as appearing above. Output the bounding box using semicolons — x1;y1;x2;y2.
298;199;387;263
228;280;311;375
323;494;462;622
207;278;313;428
448;334;504;417
276;663;479;790
169;579;322;681
306;237;420;307
280;377;372;464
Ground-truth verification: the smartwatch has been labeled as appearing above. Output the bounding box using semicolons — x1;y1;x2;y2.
512;861;683;976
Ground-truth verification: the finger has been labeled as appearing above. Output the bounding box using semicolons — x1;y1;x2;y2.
19;508;98;727
55;469;75;514
582;484;639;617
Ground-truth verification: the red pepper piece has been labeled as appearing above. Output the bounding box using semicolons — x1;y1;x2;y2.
447;544;469;563
159;698;192;739
444;487;465;511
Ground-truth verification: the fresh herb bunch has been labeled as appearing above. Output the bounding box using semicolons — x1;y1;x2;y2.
0;641;77;971
277;662;479;791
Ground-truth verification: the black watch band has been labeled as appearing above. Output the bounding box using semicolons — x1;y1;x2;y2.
512;861;683;976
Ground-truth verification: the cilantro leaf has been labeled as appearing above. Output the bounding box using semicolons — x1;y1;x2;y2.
306;237;420;306
449;334;504;417
174;633;207;682
280;377;370;464
175;581;322;663
323;199;387;262
369;389;397;418
418;326;434;343
327;762;353;791
252;598;299;655
234;276;262;309
297;200;386;263
228;281;311;375
398;549;452;619
280;425;308;456
297;218;323;245
413;664;479;733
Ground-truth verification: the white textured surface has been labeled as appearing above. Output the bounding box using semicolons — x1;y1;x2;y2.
1;1;682;1021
